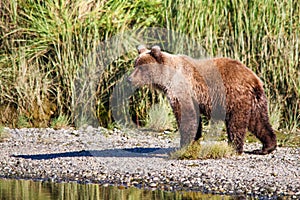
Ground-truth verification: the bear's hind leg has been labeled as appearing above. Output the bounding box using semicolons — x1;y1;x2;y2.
225;112;249;154
248;111;277;155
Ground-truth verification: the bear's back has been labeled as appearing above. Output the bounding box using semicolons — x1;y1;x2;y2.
189;57;263;91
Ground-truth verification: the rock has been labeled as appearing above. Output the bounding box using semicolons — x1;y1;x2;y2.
149;182;157;188
152;177;160;182
0;128;299;199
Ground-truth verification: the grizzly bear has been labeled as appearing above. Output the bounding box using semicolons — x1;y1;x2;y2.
127;45;277;155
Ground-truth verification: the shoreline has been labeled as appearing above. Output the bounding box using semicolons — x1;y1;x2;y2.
0;127;299;199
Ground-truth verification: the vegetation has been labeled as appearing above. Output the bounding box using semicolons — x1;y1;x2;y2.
171;141;235;160
0;125;10;142
50;114;70;129
17;115;30;128
144;94;176;132
0;0;299;141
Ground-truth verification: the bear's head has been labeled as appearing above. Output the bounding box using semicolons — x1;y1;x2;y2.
127;45;175;87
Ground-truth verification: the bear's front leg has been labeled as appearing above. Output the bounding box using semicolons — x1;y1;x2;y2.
169;96;200;147
178;98;200;147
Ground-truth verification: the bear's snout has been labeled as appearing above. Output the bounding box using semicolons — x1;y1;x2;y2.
126;75;133;84
127;76;132;83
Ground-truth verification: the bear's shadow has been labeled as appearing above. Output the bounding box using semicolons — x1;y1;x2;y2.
11;147;176;160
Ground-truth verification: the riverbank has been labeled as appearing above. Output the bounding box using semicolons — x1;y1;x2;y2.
0;127;299;199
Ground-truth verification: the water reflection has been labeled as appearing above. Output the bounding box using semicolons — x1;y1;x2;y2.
0;178;236;200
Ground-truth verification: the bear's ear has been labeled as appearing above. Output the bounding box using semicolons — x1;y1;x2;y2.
137;45;147;54
150;45;163;63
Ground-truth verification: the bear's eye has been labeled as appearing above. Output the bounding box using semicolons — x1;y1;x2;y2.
139;66;145;72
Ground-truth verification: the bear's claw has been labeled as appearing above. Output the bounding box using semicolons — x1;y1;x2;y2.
251;145;276;155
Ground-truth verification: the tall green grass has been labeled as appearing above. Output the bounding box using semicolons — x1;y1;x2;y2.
164;0;299;132
0;0;162;127
0;0;299;134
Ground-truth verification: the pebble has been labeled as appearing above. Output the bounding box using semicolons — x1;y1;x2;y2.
0;127;299;199
152;177;160;182
149;182;157;188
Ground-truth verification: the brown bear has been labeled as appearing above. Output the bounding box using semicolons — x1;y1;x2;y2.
127;45;277;155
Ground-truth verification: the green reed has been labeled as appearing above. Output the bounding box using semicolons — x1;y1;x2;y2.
0;0;299;133
163;0;299;132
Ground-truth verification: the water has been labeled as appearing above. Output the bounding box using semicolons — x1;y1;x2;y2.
0;178;235;200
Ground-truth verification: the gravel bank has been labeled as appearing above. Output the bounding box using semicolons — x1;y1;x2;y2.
0;127;299;199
